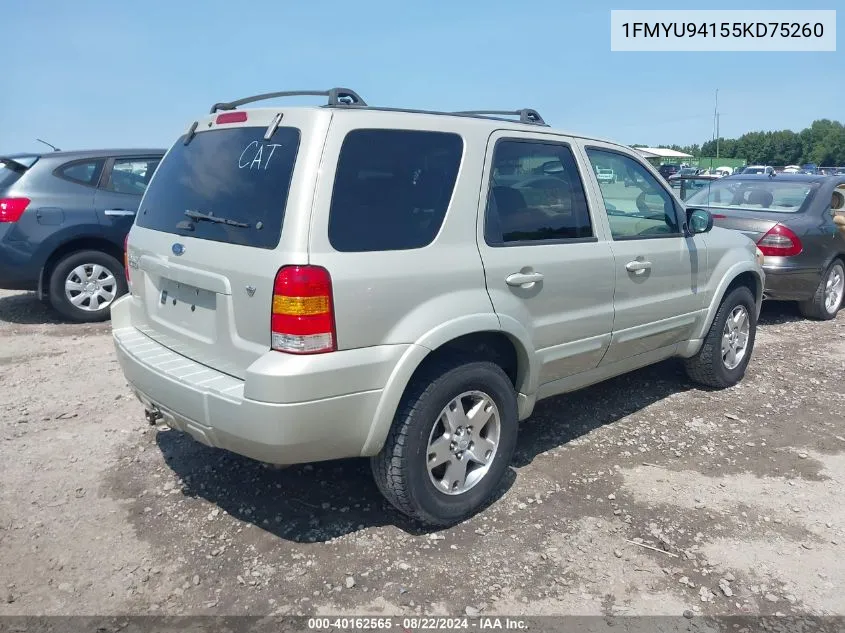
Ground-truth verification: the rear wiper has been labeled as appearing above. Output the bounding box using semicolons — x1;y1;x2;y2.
184;209;249;228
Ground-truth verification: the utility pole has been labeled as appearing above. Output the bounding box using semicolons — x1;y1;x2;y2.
716;113;720;159
712;88;719;169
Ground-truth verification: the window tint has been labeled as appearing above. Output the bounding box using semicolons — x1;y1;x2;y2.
328;130;463;252
587;149;680;239
136;127;300;249
0;162;28;190
58;160;104;186
685;179;818;214
484;140;592;245
107;157;161;195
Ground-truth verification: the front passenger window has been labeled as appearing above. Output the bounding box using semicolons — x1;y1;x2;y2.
586;149;681;240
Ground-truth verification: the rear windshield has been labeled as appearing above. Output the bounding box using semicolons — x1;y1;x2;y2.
686;179;819;213
136;126;300;249
0;157;36;190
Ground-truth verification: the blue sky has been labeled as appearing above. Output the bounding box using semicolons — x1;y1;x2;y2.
2;0;841;155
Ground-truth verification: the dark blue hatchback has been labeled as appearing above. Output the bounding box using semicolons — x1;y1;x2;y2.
0;148;165;321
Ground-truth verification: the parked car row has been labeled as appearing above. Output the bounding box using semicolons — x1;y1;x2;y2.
3;89;843;526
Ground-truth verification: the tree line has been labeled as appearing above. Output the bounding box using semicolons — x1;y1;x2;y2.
635;119;845;166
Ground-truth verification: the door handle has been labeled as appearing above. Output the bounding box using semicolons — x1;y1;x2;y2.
104;209;136;217
625;260;652;273
506;271;544;287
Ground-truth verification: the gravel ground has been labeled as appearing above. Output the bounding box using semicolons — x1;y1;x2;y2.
1;288;844;621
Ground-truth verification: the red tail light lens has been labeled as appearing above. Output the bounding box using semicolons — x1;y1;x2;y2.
757;224;803;257
0;197;30;223
271;266;336;354
216;111;248;124
124;234;131;286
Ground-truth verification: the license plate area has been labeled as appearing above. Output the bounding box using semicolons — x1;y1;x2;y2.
154;278;217;337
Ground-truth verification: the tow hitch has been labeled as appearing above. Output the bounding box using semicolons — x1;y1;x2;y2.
145;407;163;425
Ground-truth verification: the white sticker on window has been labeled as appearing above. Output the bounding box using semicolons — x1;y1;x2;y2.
238;141;283;171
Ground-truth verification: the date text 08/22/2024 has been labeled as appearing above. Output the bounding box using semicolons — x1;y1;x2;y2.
306;616;529;630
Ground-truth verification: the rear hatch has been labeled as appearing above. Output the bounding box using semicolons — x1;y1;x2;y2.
125;109;329;379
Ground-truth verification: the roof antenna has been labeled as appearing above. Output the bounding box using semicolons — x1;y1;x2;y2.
35;138;61;152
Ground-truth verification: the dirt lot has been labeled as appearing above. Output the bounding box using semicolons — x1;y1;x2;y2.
1;287;844;621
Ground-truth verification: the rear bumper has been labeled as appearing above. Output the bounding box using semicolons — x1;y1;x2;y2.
762;264;820;301
0;236;39;290
111;298;407;465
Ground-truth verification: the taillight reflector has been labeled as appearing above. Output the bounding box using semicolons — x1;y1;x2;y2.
271;266;336;354
0;197;30;223
757;224;803;257
216;111;248;124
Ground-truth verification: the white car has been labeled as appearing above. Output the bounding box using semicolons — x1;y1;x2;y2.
741;165;775;176
596;167;616;184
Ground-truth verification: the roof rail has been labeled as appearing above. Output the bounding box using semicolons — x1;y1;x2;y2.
452;109;546;126
209;87;367;114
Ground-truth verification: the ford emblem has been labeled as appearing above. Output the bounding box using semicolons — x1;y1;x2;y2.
172;243;185;256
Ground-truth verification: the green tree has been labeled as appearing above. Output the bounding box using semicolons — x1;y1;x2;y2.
668;119;844;166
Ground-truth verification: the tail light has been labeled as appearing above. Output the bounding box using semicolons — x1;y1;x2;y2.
271;265;336;354
0;197;30;223
124;234;131;286
756;224;803;257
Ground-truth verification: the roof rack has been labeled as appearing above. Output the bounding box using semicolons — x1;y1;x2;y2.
209;87;367;114
452;109;546;126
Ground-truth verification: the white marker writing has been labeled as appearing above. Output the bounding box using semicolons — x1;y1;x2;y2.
238;142;284;170
250;145;264;170
238;141;259;168
264;144;281;170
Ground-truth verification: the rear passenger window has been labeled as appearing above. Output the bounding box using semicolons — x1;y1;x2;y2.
328;130;463;252
484;140;593;245
107;157;161;195
57;160;104;186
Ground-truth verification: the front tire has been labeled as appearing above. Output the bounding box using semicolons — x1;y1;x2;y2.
48;250;127;323
684;286;757;389
798;259;844;321
371;360;518;526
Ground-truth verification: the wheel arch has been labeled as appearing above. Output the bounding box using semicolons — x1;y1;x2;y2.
680;263;763;358
38;236;124;300
360;316;537;456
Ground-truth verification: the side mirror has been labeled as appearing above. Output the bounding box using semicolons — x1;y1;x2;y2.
687;208;713;234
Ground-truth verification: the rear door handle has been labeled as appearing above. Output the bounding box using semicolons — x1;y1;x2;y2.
104;209;136;217
506;272;544;287
625;260;652;273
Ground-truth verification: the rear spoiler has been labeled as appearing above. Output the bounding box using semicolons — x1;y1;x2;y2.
0;156;38;172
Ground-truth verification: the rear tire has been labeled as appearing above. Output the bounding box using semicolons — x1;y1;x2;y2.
684;286;756;389
798;259;844;321
48;250;127;323
371;360;518;526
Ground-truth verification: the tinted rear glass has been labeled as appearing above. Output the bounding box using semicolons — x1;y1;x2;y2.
686;179;818;213
0;164;24;190
136;126;300;249
0;157;38;190
328;129;463;252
